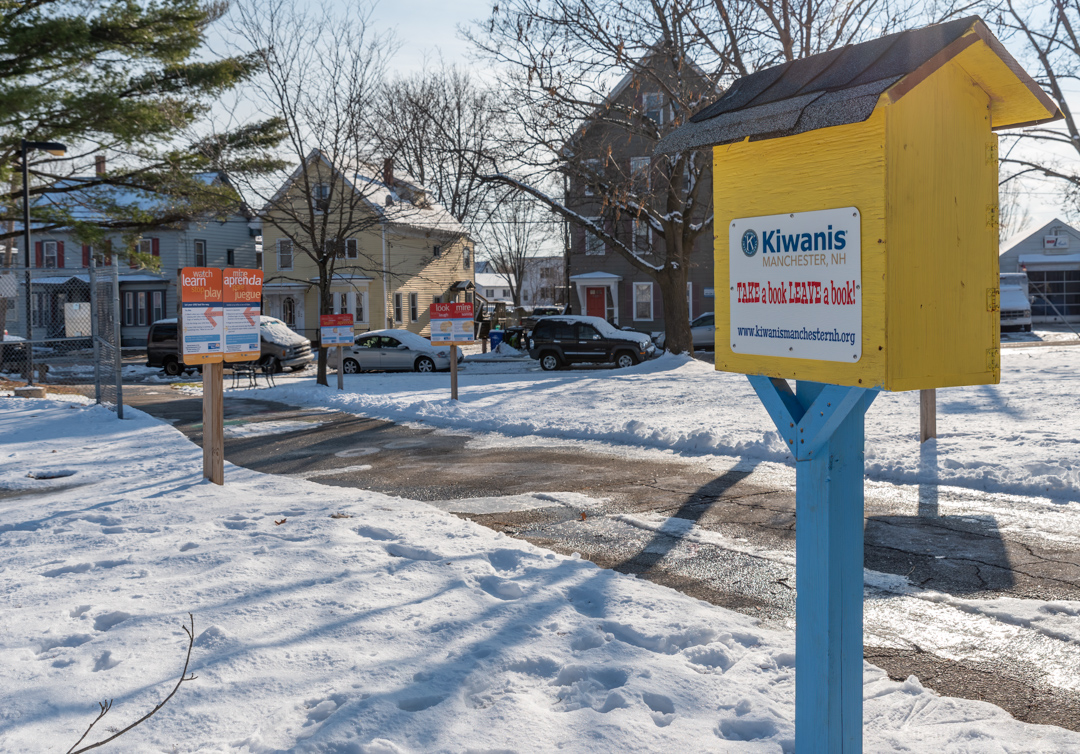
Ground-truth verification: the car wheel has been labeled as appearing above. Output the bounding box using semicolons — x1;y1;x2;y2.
615;351;638;369
540;352;561;371
415;356;435;373
342;358;360;374
163;357;182;376
263;356;281;374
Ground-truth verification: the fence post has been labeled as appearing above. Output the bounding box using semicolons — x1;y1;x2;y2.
89;258;101;405
111;256;123;419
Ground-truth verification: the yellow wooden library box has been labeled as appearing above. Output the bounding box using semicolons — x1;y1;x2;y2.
659;16;1061;391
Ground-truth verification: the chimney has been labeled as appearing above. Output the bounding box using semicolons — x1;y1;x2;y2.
382;157;394;187
95;154;106;176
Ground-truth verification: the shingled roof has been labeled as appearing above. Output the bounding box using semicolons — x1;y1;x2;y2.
656;16;1062;155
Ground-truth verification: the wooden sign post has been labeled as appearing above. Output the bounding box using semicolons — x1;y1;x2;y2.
180;267;262;485
320;313;354;391
658;15;1060;753
430;302;474;401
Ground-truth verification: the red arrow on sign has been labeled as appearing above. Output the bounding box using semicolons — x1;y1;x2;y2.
244;307;259;326
204;308;223;327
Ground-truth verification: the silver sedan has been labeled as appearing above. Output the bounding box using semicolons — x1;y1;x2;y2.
341;330;462;373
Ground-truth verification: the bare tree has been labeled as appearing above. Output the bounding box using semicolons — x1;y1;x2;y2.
466;0;928;353
989;1;1078;214
228;0;395;386
371;64;505;229
999;173;1034;243
479;190;559;306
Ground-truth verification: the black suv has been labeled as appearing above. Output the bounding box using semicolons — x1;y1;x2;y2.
528;316;655;370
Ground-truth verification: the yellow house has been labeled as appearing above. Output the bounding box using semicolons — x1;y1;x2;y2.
657;15;1061;391
259;152;475;342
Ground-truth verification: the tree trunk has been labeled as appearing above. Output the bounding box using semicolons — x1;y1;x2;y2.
315;262;329;387
657;264;693;355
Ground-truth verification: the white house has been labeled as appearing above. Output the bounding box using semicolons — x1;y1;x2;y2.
999;218;1080;324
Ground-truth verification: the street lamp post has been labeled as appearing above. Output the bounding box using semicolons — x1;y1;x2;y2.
21;139;66;385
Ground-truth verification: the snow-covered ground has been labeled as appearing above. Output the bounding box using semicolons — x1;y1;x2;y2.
234;345;1080;502
3;398;1080;752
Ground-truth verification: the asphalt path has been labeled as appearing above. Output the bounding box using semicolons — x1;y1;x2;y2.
125;385;1080;731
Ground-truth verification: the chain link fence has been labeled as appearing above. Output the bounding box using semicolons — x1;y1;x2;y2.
0;260;124;415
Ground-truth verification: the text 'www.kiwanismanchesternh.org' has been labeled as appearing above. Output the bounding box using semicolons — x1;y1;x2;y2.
736;325;858;347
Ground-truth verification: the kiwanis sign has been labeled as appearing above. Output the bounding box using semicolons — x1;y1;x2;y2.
728;207;861;363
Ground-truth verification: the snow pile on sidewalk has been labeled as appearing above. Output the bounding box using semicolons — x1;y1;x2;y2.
257;346;1080;502
2;399;1079;752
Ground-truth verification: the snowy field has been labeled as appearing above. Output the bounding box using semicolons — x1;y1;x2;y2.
3;398;1079;753
242;345;1080;503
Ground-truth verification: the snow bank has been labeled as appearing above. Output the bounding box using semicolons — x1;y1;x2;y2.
250;347;1080;502
2;399;1079;752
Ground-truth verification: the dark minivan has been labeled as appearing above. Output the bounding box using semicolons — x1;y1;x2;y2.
527;315;655;370
146;317;314;375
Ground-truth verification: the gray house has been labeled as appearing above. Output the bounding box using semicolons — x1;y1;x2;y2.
999;218;1080;324
11;173;259;345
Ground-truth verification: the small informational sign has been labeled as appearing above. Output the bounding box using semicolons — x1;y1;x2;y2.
704;288;714;298
180;267;224;364
223;268;263;362
729;207;861;363
429;302;474;344
320;313;355;346
1045;235;1069;249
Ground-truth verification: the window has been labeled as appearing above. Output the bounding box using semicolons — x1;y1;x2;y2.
313;183;331;213
630;156;650;187
255;245;263;269
643;92;664;125
278;239;293;271
463;247;471;270
338;292;348;315
226;248;235;266
633;218;651;254
152;291;164;323
409;292;418;322
356;291;367;323
485;289;495;298
282;297;296;327
194;240;206;267
582;158;601;196
43;241;58;268
124;291;135;326
687;282;693;321
150;322;177;342
433;245;442;258
634;282;653;321
345;239;358;259
585;220;605;256
393;292;403;323
578;323;602;341
137;291;147;326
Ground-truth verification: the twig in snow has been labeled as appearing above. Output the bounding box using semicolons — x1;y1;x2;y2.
66;613;198;754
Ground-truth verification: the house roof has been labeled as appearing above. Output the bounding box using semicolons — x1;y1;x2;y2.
656;16;1062;155
27;171;245;228
267;151;470;240
1000;218;1079;255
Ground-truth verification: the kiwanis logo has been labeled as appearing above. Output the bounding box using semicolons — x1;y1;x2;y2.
740;229;759;257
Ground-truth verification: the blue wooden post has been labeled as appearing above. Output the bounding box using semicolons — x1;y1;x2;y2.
748;376;878;753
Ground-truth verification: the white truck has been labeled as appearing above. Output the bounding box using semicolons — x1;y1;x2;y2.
999;272;1032;332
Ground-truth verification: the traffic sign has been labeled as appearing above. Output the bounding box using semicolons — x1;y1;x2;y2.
180;267;223;364
223;268;263;362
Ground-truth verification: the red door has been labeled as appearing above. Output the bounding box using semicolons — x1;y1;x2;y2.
586;287;606;318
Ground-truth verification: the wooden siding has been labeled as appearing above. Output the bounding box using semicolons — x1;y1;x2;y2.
884;58;999;391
